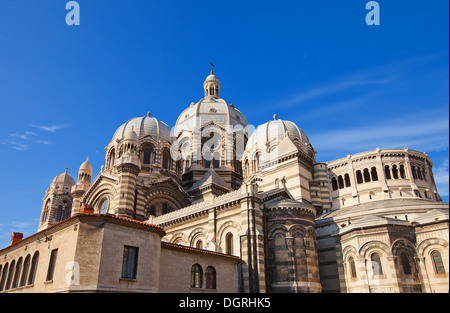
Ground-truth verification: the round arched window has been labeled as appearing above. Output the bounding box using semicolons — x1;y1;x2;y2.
99;198;109;214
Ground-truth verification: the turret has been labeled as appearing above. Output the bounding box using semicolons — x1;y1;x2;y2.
203;70;221;99
115;127;141;219
71;157;93;216
39;169;75;231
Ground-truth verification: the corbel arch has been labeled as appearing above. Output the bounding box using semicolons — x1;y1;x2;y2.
170;232;188;245
188;227;209;248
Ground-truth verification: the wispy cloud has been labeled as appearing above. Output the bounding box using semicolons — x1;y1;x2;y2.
434;158;449;197
0;218;39;249
31;124;70;132
271;52;448;111
2;123;70;151
10;131;37;140
10;141;30;151
310;110;449;158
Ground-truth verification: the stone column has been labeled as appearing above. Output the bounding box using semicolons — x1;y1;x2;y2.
115;163;140;218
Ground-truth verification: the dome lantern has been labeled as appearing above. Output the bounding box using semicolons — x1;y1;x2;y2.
203;70;221;99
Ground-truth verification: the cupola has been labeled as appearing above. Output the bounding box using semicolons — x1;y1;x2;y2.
203;70;221;99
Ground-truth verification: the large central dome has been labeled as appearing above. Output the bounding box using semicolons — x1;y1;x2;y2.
172;71;249;191
174;71;248;137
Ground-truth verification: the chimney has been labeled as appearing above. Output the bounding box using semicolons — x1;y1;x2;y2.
80;203;94;214
11;232;23;246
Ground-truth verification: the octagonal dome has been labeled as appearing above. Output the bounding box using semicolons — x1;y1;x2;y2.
246;116;310;152
111;113;173;144
175;98;248;137
174;72;248;137
51;170;75;188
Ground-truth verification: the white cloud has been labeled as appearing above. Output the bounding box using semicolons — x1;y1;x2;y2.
31;124;70;132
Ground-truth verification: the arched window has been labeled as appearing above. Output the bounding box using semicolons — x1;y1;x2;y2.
162;203;169;215
196;240;203;249
363;168;371;182
162;151;171;170
0;262;8;291
348;257;357;278
205;266;216;289
356;170;363;184
253;152;261;172
371;253;383;275
431;251;445;274
225;232;233;255
12;257;23;289
41;199;51;224
109;148;116;169
148;205;156;216
338;175;344;189
5;260;15;290
99;198;109;214
392;165;399;179
28;251;39;285
344;173;351;187
400;252;412;275
399;164;406;179
384;165;391;179
142;146;154;165
371;167;378;181
20;254;31;287
190;264;203;288
331;177;338;190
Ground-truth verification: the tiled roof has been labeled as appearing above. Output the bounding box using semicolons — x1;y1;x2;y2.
0;213;166;253
161;241;241;261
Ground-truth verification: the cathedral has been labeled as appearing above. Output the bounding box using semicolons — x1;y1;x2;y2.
0;71;448;293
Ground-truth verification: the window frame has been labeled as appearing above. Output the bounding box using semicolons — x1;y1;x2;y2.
121;245;139;279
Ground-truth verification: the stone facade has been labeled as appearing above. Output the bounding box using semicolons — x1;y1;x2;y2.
0;71;448;293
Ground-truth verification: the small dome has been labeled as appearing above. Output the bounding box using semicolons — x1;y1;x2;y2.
246;118;310;152
124;126;139;142
204;72;221;85
51;170;75;188
111;115;173;143
79;157;93;174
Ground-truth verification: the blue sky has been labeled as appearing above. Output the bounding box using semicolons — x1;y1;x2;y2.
0;0;448;249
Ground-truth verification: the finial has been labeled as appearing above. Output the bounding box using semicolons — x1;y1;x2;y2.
147;111;151;117
273;114;277;120
210;62;215;74
86;156;89;161
65;166;69;173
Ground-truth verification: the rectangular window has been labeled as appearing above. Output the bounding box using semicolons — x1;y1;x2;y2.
46;248;58;281
121;246;139;279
